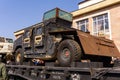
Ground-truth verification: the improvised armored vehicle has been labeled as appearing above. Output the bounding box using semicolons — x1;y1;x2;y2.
0;37;13;62
13;8;120;66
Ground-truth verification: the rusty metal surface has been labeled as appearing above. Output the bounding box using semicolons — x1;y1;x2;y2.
77;30;120;57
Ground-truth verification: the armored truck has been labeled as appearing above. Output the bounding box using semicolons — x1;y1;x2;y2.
0;37;13;62
13;8;120;67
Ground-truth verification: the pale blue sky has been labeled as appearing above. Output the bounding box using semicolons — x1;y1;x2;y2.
0;0;83;39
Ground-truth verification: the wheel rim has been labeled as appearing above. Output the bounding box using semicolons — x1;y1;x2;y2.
64;48;70;57
61;48;71;61
16;53;21;63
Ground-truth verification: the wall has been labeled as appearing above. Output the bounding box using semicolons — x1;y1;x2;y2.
110;4;120;51
78;0;104;9
72;3;120;52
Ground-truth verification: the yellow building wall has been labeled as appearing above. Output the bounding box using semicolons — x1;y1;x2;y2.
110;4;120;51
72;3;120;51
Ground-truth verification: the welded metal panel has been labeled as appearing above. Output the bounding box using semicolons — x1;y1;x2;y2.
77;30;120;57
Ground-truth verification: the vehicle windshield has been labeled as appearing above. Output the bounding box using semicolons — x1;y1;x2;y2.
6;38;13;43
36;27;42;35
25;30;30;38
43;8;72;22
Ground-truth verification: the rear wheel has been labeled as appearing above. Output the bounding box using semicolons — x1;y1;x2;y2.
15;48;24;64
57;39;82;67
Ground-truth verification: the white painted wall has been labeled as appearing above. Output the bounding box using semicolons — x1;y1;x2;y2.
78;0;104;9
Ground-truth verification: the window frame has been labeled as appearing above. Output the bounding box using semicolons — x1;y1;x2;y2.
76;19;89;32
92;13;110;38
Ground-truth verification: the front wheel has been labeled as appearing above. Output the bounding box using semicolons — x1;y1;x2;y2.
15;48;24;64
57;39;82;67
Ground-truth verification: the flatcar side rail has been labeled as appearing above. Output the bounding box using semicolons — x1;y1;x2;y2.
6;64;120;80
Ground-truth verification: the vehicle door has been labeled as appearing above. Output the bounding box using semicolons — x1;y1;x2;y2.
34;24;45;54
23;28;33;54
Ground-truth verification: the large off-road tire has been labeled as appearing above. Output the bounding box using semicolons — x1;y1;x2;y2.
57;39;82;67
15;48;24;65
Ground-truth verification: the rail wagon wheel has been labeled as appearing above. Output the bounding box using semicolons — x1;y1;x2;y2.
57;39;82;67
15;48;24;64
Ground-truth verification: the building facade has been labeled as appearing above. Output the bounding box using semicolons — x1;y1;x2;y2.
71;0;120;51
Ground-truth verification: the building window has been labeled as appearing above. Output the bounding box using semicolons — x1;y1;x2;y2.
77;19;89;32
93;13;109;37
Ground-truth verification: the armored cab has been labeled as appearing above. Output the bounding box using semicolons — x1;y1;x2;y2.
14;8;120;66
0;37;13;62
